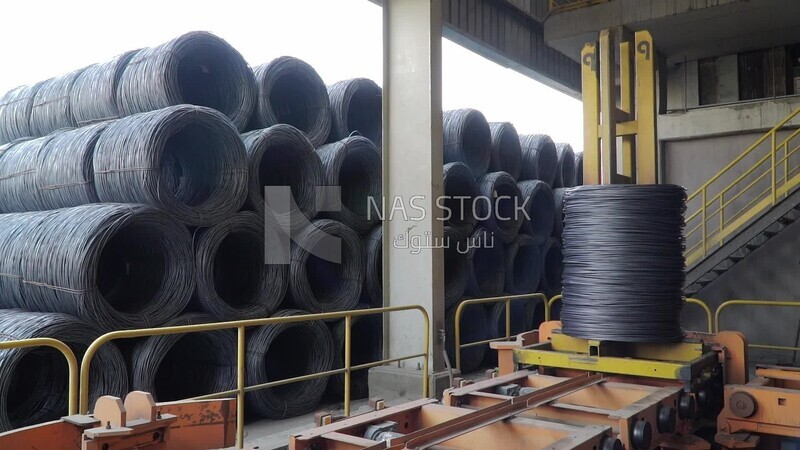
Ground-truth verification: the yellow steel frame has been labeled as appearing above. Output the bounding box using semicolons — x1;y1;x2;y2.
548;0;611;14
544;295;713;333
715;299;800;353
685;107;800;266
0;338;78;415
79;305;430;450
454;293;546;370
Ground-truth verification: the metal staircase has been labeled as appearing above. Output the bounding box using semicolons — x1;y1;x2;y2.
684;107;800;297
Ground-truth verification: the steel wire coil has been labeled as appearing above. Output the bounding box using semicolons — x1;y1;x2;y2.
552;187;567;238
445;300;488;373
504;234;542;294
0;204;194;330
442;162;479;239
0;83;44;144
327;78;382;147
466;228;505;297
70;50;141;126
519;134;557;185
193;211;288;321
327;308;382;399
288;219;364;314
116;31;256;131
517;179;555;244
476;171;523;244
554;143;576;188
242;124;323;233
561;184;686;343
488;122;522;181
0;133;62;213
539;237;563;295
129;313;236;402
93;104;248;227
251;57;331;147
316;136;382;234
246;309;334;419
443;109;491;178
362;225;383;307
444;226;470;308
0;309;128;431
29;68;87;137
574;152;584;185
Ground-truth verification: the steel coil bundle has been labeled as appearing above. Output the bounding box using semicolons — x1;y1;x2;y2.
316;136;382;233
442;162;479;239
466;228;505;297
93;104;248;226
0;134;60;213
327;309;382;399
0;204;194;330
242;124;323;232
561;184;686;343
0;84;43;144
539;237;563;295
476;171;523;244
552;187;567;237
443;108;491;178
445;301;488;373
554;143;576;188
327;78;382;147
28;68;86;137
574;152;584;186
116;31;256;131
246;309;334;419
70;50;141;126
517;179;555;244
444;226;470;307
193;212;288;321
362;225;383;307
129;313;236;401
0;309;128;431
504;234;542;294
251;57;331;147
488;122;522;181
289;219;364;313
519;134;557;185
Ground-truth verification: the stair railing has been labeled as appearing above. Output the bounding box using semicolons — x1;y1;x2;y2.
685;107;800;267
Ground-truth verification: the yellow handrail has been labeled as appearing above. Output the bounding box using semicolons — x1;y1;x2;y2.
685;298;713;333
454;293;546;370
715;300;800;353
0;337;78;416
545;294;562;322
685;107;800;265
80;306;430;450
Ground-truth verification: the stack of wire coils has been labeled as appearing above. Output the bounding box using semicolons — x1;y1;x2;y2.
560;184;686;342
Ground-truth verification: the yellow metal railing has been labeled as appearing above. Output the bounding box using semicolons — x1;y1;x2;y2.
79;306;429;450
715;300;800;353
549;0;611;14
454;293;546;370
685;107;800;266
544;295;713;333
0;337;79;416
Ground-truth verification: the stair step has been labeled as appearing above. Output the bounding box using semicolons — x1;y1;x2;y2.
727;255;744;263
763;230;778;238
777;216;796;225
745;242;762;250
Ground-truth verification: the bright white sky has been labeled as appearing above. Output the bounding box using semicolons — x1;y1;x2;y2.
0;0;582;151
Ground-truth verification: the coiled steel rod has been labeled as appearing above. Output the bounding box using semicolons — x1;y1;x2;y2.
327;78;382;147
519;134;557;185
442;162;479;239
443;108;491;178
517;179;555;244
488;122;522;181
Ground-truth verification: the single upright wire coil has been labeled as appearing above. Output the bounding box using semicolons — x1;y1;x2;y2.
362;225;383;307
476;171;523;244
241;124;323;233
0;83;44;144
29;68;87;137
327;78;382;147
554;143;576;188
442;162;479;239
251;57;331;147
560;184;686;343
443;109;491;178
70;49;141;126
116;31;256;131
488;122;522;180
93;104;248;227
316;136;382;234
193;211;288;321
517;179;555;244
504;234;542;294
519;134;557;185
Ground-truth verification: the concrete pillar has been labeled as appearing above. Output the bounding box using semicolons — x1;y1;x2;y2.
376;0;447;397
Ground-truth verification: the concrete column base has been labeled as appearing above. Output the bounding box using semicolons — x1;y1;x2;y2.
368;366;457;401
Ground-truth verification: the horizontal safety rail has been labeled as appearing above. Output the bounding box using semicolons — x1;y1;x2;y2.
715;300;800;353
545;295;713;333
549;0;611;14
454;293;546;370
0;337;78;416
685;107;800;266
80;305;429;450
